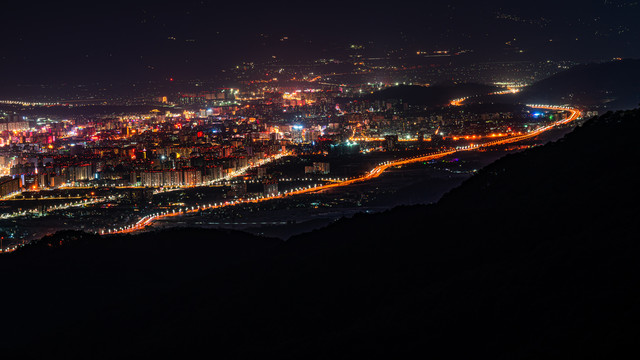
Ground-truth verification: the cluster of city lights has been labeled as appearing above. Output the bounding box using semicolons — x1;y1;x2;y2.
1;103;581;252
100;104;580;235
151;150;289;194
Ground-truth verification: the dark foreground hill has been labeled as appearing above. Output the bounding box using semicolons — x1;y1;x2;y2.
2;109;640;359
517;59;640;110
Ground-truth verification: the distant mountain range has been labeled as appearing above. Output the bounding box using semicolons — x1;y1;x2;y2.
2;108;640;358
361;58;640;112
517;59;640;110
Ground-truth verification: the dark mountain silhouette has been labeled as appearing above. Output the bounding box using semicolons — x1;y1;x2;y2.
517;59;640;110
1;109;640;359
360;83;499;107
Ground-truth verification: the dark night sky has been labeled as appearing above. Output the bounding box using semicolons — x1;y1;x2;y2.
2;0;639;84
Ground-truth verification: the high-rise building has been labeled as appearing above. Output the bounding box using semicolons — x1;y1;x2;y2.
182;169;202;186
141;171;164;187
0;176;20;197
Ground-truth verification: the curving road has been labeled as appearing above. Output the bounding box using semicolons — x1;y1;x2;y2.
106;104;581;235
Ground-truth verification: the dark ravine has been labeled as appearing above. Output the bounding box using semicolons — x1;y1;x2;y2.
1;109;640;359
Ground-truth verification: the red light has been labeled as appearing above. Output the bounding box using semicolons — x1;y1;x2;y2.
169;78;174;81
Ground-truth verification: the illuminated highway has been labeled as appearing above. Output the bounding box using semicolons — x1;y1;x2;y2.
104;104;581;235
0;151;289;245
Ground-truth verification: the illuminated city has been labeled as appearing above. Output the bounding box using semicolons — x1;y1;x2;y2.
1;1;640;358
0;79;584;247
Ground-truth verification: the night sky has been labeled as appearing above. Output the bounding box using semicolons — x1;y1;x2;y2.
2;0;639;83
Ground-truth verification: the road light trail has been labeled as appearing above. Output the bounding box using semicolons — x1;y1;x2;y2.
0;195;124;221
105;105;580;235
